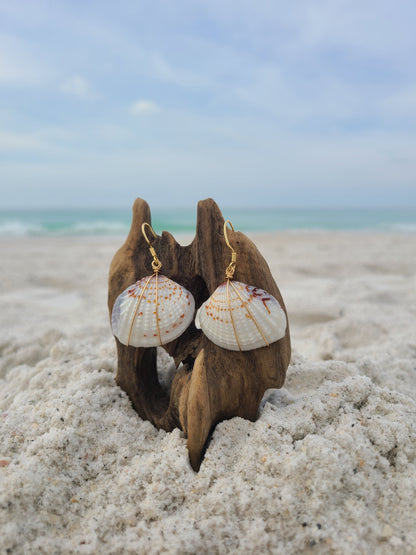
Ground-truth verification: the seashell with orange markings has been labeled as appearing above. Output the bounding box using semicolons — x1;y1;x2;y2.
111;274;195;347
195;280;287;351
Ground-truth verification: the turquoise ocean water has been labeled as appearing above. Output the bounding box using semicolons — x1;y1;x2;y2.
0;207;415;236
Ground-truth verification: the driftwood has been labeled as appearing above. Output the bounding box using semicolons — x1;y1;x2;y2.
108;198;291;470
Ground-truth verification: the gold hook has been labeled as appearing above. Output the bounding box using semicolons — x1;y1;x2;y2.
224;220;237;279
141;222;162;272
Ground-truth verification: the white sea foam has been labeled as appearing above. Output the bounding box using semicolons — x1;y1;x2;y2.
59;220;129;236
389;222;416;232
0;217;129;237
0;208;415;236
0;220;44;236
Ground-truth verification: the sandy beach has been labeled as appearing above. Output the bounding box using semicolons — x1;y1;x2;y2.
1;232;415;554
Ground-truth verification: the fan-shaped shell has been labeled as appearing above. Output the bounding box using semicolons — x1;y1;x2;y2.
111;274;195;347
195;280;286;351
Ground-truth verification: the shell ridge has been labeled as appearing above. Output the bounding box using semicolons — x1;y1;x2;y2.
127;274;154;346
155;272;162;345
227;279;242;351
229;280;270;348
112;274;195;347
193;280;286;351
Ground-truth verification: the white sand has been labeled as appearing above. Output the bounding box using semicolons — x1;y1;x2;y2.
1;233;415;554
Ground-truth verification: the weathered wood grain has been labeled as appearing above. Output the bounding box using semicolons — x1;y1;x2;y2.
108;198;291;470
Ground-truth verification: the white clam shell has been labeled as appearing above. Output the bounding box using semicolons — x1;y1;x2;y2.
111;274;195;347
195;280;287;351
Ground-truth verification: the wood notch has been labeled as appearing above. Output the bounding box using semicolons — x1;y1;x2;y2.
108;198;291;471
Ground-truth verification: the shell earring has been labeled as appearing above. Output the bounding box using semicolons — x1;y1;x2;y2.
111;223;195;347
195;221;287;351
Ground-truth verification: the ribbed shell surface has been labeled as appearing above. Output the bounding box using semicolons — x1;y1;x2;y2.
195;280;287;351
111;274;195;347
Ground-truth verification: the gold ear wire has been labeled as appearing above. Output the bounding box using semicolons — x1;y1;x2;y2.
224;220;237;279
141;222;162;273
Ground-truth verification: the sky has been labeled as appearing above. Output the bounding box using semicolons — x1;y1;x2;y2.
1;0;415;209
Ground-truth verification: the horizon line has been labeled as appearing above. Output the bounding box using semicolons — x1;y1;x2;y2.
1;204;416;212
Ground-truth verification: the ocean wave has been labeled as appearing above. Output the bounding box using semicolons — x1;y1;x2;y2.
0;218;129;237
0;208;415;236
0;220;45;236
388;222;416;233
56;221;130;236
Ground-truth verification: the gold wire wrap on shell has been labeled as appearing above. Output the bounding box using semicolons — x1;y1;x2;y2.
223;219;269;349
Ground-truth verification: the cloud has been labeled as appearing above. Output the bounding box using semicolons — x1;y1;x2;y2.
0;130;46;152
0;53;32;83
130;99;160;116
381;85;416;119
1;1;415;208
0;34;48;85
60;75;93;98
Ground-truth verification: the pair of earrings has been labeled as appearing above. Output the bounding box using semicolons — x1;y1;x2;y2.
111;221;287;352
